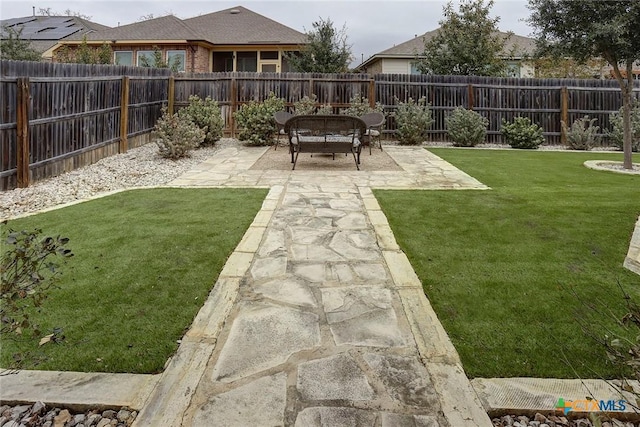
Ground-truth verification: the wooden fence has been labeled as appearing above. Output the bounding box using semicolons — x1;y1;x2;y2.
1;61;171;190
2;61;639;190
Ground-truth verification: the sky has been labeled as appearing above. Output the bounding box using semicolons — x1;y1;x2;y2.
0;0;535;67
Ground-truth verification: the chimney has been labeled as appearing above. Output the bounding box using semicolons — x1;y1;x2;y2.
33;6;35;16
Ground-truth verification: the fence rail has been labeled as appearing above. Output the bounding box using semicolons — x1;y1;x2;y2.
2;60;639;190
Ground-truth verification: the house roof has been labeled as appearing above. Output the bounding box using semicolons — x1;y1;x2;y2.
70;14;202;42
62;6;306;46
0;15;110;52
360;28;536;69
184;6;306;45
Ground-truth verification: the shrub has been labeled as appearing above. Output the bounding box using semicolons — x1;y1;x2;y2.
178;95;224;146
608;100;640;152
1;227;72;339
316;104;333;115
234;93;285;146
342;93;383;117
154;108;204;159
394;97;434;145
561;116;601;151
501;117;544;149
294;95;318;115
445;107;488;147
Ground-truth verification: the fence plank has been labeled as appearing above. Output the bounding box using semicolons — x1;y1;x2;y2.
16;77;29;188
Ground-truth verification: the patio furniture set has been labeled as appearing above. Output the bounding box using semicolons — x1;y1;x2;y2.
274;111;385;170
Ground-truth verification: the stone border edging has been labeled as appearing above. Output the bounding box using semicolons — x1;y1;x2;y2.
472;377;640;421
359;186;493;427
624;215;640;276
584;160;640;175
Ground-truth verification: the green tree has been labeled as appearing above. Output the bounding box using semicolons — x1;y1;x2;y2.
285;18;352;73
138;46;182;72
0;26;42;61
417;0;509;76
55;36;111;64
528;0;640;169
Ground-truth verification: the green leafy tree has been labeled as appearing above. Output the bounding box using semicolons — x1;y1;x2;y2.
417;0;509;76
139;46;182;72
285;18;352;73
56;36;111;64
528;0;640;169
0;26;42;61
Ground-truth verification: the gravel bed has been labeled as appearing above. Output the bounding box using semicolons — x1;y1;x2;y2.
1;138;241;220
0;402;136;427
492;413;639;426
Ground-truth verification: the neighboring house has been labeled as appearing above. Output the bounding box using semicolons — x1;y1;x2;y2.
358;29;536;78
0;14;110;60
53;6;307;73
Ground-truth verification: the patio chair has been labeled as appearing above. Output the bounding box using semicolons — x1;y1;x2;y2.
273;111;293;150
360;112;385;154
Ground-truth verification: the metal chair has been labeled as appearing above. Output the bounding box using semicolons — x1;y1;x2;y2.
273;111;293;150
360;112;385;154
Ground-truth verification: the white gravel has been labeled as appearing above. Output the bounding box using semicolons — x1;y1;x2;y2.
1;138;241;220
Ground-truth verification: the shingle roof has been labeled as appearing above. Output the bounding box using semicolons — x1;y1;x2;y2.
184;6;306;44
61;6;306;45
368;28;535;62
70;15;202;42
0;15;110;52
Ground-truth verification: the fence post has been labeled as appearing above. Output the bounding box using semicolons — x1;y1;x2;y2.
468;84;474;110
230;77;237;137
16;77;30;188
369;77;375;109
120;76;130;153
561;86;568;145
167;76;175;115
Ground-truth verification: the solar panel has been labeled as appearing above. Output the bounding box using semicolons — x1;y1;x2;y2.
0;17;37;27
28;27;78;39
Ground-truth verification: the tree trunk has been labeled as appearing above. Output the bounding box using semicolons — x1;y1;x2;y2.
622;61;633;170
610;59;634;170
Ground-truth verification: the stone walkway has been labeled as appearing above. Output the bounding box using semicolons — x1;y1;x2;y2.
132;146;492;426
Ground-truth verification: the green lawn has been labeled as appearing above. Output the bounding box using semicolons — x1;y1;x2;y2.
375;149;640;379
1;188;267;373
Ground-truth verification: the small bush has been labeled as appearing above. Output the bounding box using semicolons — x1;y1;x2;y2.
154;108;204;159
445;107;488;147
501;117;544;149
562;116;601;151
608;101;640;152
342;94;383;117
1;227;72;339
178;95;224;146
234;93;285;146
294;95;318;115
316;104;333;115
394;97;434;145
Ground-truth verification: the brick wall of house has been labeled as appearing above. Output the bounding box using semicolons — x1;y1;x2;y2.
364;61;383;75
192;46;210;73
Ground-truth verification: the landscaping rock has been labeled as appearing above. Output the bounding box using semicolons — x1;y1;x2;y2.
0;402;137;427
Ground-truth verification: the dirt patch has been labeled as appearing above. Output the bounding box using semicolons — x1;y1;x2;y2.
250;145;403;171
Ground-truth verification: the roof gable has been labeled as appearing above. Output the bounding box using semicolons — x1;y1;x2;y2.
183;6;306;45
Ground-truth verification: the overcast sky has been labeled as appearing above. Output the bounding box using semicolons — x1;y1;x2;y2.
0;0;535;67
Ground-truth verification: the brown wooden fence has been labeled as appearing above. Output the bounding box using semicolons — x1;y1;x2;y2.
1;61;171;190
2;61;639;190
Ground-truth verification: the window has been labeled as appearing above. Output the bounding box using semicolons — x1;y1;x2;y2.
505;62;521;78
114;51;133;66
213;51;234;72
410;61;421;75
137;50;155;67
167;50;186;72
260;51;278;60
237;51;257;72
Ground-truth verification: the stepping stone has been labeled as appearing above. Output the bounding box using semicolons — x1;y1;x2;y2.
380;413;441;427
321;287;406;347
297;353;375;401
191;373;287;426
250;256;287;279
363;353;440;408
253;277;317;307
295;407;377;426
212;303;320;382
